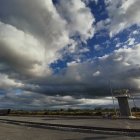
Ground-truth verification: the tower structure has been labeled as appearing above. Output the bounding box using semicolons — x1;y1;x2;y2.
116;94;132;117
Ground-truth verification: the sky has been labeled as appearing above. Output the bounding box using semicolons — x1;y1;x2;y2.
0;0;140;109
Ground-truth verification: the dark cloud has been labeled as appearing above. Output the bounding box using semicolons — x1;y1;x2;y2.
20;45;140;98
0;0;140;109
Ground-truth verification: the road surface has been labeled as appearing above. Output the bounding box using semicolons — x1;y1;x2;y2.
0;116;140;129
0;122;139;140
0;116;140;140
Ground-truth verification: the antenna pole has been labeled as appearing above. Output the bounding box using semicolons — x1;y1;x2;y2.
109;80;117;116
132;96;137;112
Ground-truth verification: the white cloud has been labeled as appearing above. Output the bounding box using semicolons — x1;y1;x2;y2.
105;0;140;36
94;44;102;51
0;74;23;89
79;97;114;106
0;0;95;79
55;44;140;93
133;30;139;35
93;71;100;77
56;0;95;42
0;21;51;77
127;38;135;46
67;61;78;67
83;0;98;5
116;43;122;48
95;18;110;32
79;47;90;53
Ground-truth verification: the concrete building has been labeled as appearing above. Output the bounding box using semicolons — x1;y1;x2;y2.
116;94;132;118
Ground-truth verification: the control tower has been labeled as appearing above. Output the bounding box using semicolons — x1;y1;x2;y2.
116;94;132;118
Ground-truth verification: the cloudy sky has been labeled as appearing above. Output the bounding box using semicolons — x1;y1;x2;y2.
0;0;140;109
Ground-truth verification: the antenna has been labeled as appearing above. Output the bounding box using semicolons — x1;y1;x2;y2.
109;80;117;116
132;96;137;111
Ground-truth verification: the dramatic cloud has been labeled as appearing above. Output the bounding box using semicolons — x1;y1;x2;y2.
22;44;140;99
0;21;51;77
0;0;140;109
0;91;116;109
0;0;95;78
62;45;140;93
